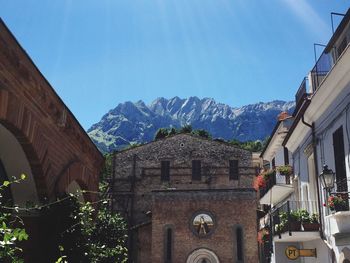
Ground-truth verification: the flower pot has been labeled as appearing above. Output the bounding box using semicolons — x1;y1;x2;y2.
331;203;348;212
289;221;301;231
302;222;320;231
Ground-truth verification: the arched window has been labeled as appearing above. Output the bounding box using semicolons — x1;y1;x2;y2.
234;225;244;263
0;159;12;206
164;226;173;263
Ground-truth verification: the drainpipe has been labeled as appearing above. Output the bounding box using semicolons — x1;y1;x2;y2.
301;116;324;239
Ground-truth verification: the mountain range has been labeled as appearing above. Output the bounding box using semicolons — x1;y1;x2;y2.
87;97;295;153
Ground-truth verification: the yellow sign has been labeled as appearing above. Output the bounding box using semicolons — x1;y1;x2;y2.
285;246;299;260
300;249;317;257
285;246;317;260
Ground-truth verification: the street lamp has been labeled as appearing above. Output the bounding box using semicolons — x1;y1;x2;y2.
319;165;335;192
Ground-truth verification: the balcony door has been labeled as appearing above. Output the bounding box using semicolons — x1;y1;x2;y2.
307;153;318;212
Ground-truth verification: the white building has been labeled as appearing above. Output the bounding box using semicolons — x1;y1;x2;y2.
258;8;350;263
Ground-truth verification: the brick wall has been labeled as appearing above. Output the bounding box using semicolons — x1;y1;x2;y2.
151;190;258;263
112;134;258;262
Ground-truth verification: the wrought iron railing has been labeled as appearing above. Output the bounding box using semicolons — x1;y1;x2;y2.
270;200;318;238
328;177;350;212
310;50;334;92
294;77;309;112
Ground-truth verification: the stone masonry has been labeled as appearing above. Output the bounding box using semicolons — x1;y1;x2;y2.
112;133;258;262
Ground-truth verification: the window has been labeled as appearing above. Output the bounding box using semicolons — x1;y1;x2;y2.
191;212;215;237
161;161;170;181
271;158;276;169
229;160;239;180
164;227;173;263
333;127;349;200
284;147;289;165
236;226;244;262
192;160;201;181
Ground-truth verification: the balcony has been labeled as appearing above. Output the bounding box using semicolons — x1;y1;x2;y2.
294;77;310;113
310;11;350;93
259;170;294;205
270;200;320;242
324;178;350;242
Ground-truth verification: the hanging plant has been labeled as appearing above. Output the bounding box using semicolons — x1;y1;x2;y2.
277;165;293;176
324;195;348;212
253;175;266;191
257;228;270;244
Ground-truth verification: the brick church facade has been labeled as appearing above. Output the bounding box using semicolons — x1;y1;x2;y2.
112;134;258;262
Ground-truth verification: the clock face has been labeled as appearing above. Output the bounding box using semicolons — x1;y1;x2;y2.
192;213;214;237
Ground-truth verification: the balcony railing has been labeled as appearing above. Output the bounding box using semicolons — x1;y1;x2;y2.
310;50;334;92
270;200;319;239
259;171;293;200
294;77;309;112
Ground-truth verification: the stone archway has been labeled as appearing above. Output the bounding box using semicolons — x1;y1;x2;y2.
186;248;220;263
0;123;40;205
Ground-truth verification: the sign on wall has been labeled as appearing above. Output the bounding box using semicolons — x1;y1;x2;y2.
285;246;317;260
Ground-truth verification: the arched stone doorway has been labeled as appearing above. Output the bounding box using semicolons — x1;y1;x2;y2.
186;248;220;263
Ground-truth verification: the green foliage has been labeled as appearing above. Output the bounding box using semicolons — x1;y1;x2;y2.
154;126;212;140
102;153;113;181
298;209;310;223
229;139;265;152
191;129;211;139
0;175;28;263
179;124;192;133
168;127;177;136
154;128;170;140
58;197;128;263
277;165;293;176
310;213;319;224
289;210;301;222
57;152;128;262
88;203;128;263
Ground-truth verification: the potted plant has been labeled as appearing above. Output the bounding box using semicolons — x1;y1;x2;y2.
263;169;276;180
289;210;302;231
326;195;348;212
275;212;288;233
253;174;266;191
302;212;320;231
257;228;270;244
277;165;293;176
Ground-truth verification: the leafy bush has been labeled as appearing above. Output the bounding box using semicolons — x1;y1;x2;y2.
0;174;28;263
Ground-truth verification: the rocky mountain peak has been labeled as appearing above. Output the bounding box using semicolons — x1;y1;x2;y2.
88;97;295;152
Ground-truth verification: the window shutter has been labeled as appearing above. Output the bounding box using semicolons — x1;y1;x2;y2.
192;160;201;180
161;161;170;181
333;127;348;193
229;160;239;180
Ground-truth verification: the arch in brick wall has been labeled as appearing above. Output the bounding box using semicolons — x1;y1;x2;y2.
0;89;49;200
55;161;96;202
0;122;41;205
186;248;220;263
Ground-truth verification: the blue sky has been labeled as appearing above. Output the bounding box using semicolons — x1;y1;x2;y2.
0;1;349;129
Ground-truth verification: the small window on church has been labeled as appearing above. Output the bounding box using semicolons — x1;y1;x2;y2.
161;161;170;181
229;160;239;180
192;160;201;180
236;226;244;262
164;227;172;263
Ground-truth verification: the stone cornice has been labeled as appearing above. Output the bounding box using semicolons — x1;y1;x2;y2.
152;188;256;201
